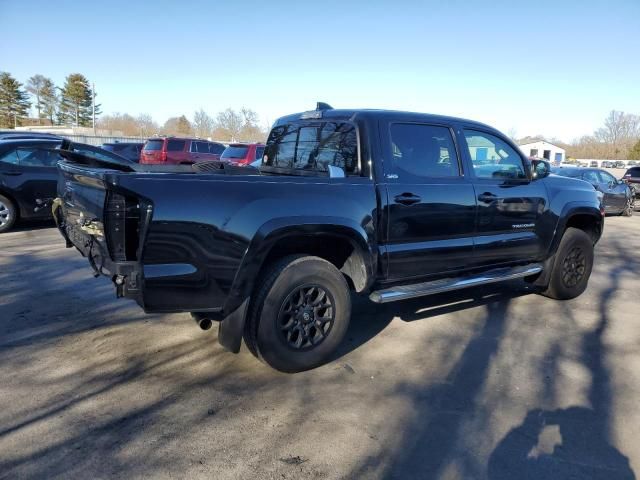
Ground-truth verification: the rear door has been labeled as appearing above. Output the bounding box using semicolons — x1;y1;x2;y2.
461;128;547;265
0;142;60;217
381;121;477;280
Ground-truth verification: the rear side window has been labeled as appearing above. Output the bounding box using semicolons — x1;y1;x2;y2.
16;147;60;167
464;130;526;180
167;140;185;152
144;140;163;151
255;146;265;160
195;141;210;153
264;122;357;173
389;124;459;178
0;148;19;164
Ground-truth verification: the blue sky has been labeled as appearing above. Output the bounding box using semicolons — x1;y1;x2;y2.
1;0;639;141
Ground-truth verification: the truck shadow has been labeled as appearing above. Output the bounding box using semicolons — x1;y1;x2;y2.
334;279;534;363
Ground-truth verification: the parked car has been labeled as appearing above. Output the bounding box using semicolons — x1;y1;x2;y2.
220;143;265;166
553;166;634;216
601;161;612;168
0;131;62;141
140;137;225;165
627;160;637;166
622;166;640;198
0;138;131;233
614;161;626;168
101;142;144;162
54;104;603;372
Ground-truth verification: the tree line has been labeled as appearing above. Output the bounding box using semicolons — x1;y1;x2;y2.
0;70;267;142
98;107;267;142
518;110;640;161
0;72;100;128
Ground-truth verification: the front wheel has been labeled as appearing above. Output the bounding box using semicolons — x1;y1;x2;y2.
621;196;634;216
541;227;594;300
244;255;351;373
0;194;17;233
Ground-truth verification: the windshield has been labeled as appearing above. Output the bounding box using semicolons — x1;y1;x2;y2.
222;145;249;159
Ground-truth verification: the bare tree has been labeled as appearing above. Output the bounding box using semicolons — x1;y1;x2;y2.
214;108;244;142
25;74;48;123
136;114;158;137
193;108;214;138
594;110;640;159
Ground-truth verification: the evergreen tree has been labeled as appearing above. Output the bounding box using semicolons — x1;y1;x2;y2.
58;73;101;127
0;72;31;128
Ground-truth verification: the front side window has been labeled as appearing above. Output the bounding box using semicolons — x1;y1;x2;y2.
389;123;459;178
210;143;225;155
598;171;617;184
264;121;357;174
167;140;185;152
464;130;526;180
196;141;211;153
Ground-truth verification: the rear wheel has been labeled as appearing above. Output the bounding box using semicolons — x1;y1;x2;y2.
244;255;351;372
0;194;17;233
541;227;594;300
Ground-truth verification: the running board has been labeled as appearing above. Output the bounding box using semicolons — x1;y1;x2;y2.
369;263;543;304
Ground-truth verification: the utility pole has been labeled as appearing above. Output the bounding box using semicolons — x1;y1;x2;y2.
92;82;96;135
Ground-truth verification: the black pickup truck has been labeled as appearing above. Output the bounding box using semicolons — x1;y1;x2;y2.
54;104;604;372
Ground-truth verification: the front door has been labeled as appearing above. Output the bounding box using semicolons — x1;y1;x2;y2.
597;170;627;212
381;122;477;280
461;129;547;266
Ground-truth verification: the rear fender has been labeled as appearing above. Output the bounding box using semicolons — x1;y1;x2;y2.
217;217;375;353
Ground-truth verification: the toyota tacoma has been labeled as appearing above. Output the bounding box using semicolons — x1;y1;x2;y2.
54;104;604;372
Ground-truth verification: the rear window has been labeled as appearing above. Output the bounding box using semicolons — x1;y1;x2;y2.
222;146;249;159
263;122;357;173
144;140;163;151
626;167;640;176
167;139;185;152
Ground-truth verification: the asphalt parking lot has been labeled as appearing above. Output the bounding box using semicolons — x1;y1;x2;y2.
1;217;639;480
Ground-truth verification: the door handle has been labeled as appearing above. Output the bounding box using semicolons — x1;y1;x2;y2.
478;192;498;203
394;193;421;205
1;171;21;176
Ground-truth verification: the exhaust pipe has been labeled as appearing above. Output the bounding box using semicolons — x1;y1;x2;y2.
191;313;213;331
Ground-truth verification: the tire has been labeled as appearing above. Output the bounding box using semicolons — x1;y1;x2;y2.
0;194;17;233
244;255;351;373
541;227;594;300
621;196;634;216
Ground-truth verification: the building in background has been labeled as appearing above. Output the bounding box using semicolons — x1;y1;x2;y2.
518;140;565;164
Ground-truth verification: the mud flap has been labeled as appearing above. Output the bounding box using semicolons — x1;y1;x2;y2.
529;253;556;288
217;298;250;353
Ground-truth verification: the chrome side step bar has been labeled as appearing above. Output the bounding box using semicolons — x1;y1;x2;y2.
369;263;543;304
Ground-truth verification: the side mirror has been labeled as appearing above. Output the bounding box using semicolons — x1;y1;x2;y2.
531;158;551;179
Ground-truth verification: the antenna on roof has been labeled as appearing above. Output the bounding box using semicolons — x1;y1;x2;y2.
316;102;333;111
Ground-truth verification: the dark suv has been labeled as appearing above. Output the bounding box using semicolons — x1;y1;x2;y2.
140;137;226;165
623;166;640;198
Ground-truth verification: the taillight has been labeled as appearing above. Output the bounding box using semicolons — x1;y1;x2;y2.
104;192;140;261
